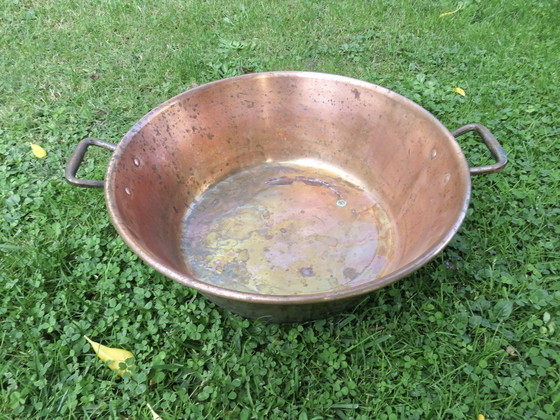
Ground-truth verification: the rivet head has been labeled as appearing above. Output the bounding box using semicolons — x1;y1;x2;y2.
430;148;438;159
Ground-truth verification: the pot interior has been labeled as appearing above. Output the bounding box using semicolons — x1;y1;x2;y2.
106;72;470;296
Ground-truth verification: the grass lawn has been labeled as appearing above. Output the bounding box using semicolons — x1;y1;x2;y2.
1;0;559;418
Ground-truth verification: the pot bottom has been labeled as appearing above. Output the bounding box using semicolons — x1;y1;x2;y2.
180;160;397;295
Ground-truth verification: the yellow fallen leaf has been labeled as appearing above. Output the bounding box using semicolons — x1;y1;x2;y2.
30;143;47;158
84;335;135;376
454;87;466;97
439;7;461;18
147;403;163;420
477;415;485;420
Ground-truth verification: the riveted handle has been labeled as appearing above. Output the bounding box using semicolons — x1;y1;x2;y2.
65;137;117;188
452;123;507;176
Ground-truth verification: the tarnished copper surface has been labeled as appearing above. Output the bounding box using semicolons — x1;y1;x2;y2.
101;71;477;322
181;162;395;295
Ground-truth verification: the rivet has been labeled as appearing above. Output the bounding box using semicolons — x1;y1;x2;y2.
337;200;347;207
133;157;140;167
430;148;437;159
125;187;132;196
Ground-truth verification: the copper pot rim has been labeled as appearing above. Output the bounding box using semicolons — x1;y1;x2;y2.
104;71;471;305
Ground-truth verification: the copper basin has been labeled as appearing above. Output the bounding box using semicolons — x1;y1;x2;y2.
66;71;507;322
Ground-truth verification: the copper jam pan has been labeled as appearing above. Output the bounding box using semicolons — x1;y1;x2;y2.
66;71;507;322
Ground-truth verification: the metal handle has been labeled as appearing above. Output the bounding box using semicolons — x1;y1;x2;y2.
452;123;507;176
65;137;117;188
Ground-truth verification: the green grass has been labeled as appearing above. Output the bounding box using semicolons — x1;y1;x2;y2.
1;0;559;418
